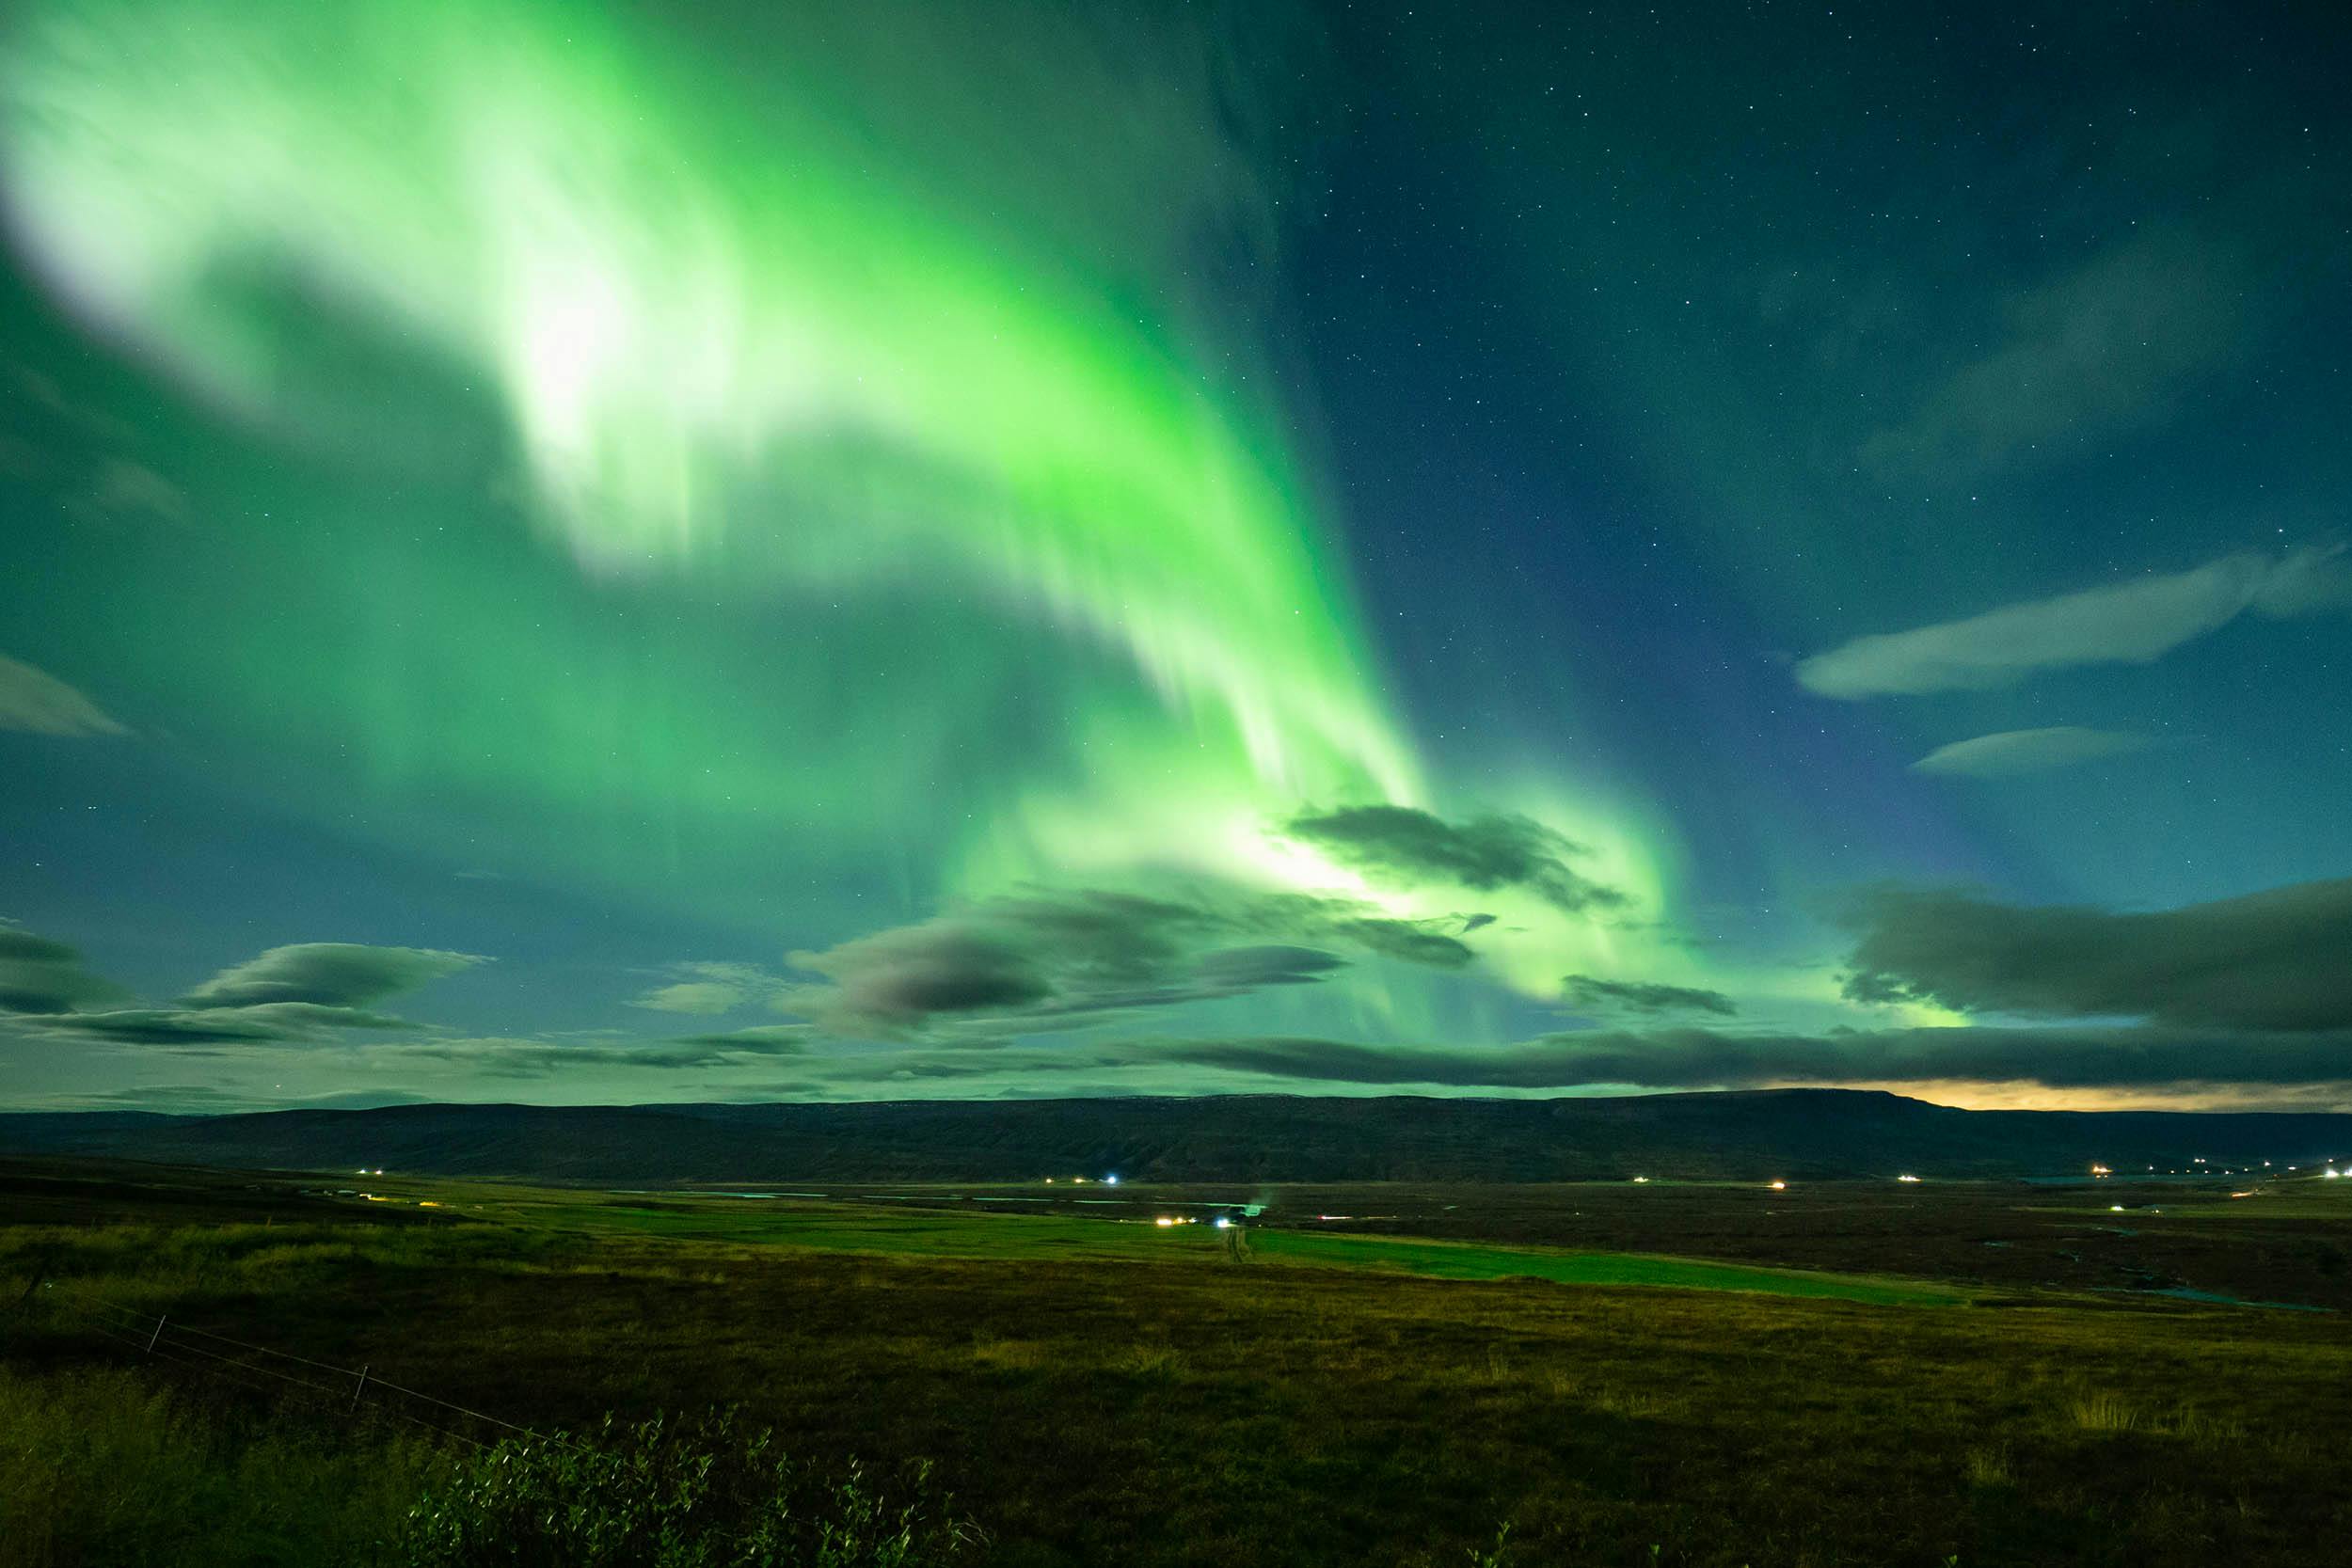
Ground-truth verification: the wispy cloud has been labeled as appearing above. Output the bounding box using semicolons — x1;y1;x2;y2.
1859;226;2250;478
1797;546;2352;698
1910;726;2153;778
626;961;786;1016
0;654;128;736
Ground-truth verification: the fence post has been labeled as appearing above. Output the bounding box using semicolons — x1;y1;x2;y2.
147;1314;166;1353
351;1364;370;1416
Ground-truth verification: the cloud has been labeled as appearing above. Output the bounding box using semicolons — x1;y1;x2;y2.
627;961;784;1016
1147;1024;2352;1092
1840;878;2352;1032
663;1024;818;1054
67;461;195;530
1562;974;1738;1017
1859;226;2249;478
0;925;130;1015
183;942;485;1010
41;1002;412;1046
381;1025;820;1079
1796;546;2352;699
784;881;1474;1037
1910;726;2153;779
1187;945;1349;988
1283;805;1627;914
0;655;128;736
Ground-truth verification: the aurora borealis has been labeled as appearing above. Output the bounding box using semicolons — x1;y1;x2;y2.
4;1;2349;1112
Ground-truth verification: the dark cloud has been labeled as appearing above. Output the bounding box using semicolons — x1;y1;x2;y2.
0;932;483;1050
1329;919;1474;969
1283;805;1628;914
1841;878;2352;1032
1188;945;1348;988
1149;1024;2352;1092
0;926;129;1014
1563;974;1738;1017
183;942;485;1010
43;1002;412;1046
392;1026;820;1079
786;881;1478;1037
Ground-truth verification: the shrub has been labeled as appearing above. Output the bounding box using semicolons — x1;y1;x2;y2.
393;1408;978;1567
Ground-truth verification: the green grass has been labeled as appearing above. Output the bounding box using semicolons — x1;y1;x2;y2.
411;1189;1967;1306
1244;1228;1965;1305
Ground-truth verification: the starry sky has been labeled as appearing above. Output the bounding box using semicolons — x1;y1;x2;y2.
4;0;2348;1114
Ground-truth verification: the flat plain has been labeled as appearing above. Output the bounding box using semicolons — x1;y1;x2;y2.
6;1158;2351;1566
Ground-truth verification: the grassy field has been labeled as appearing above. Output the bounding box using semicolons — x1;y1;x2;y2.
5;1159;2351;1565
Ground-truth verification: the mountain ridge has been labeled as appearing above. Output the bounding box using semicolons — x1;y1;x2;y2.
5;1089;2346;1183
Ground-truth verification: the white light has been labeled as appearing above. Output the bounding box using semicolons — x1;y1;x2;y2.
1104;1174;1120;1186
1153;1216;1176;1228
2110;1205;2125;1212
1214;1216;1232;1229
1768;1180;1787;1191
1897;1174;1920;1183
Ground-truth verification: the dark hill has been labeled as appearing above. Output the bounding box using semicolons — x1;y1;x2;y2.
5;1090;2347;1182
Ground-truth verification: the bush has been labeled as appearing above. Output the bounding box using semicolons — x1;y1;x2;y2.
393;1408;978;1567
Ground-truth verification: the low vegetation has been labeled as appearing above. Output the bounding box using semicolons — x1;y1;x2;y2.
4;1164;2350;1565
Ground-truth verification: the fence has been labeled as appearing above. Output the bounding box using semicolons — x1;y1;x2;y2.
18;1276;563;1450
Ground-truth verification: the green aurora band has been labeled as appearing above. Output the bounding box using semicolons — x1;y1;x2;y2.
2;0;1678;1002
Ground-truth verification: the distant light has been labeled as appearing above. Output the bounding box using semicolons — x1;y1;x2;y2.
1214;1216;1232;1229
2090;1164;2110;1176
2328;1169;2343;1180
1044;1179;1054;1185
1104;1174;1120;1186
418;1200;439;1208
1897;1174;1921;1183
2109;1205;2125;1212
1768;1180;1787;1191
1631;1176;1650;1184
1153;1216;1177;1227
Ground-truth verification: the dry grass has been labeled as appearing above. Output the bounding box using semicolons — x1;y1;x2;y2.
7;1192;2352;1566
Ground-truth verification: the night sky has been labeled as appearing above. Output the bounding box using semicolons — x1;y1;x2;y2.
5;1;2348;1114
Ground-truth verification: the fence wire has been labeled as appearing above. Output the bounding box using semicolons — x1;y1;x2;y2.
20;1278;557;1449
